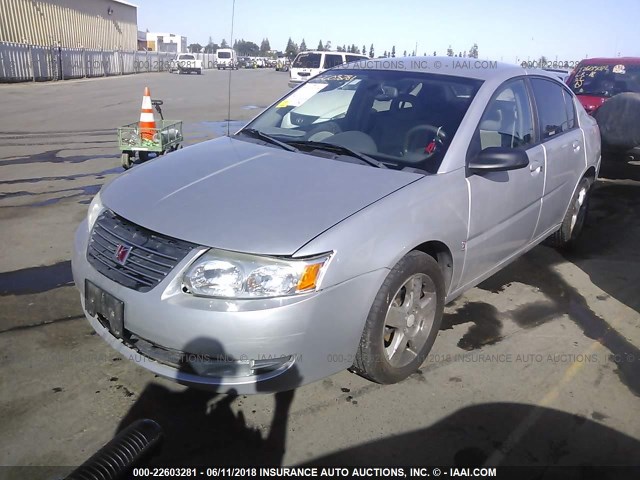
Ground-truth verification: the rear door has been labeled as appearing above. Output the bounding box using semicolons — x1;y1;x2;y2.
461;78;545;286
529;77;585;238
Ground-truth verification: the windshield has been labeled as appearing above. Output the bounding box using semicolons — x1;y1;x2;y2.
570;63;640;97
179;54;195;60
293;53;321;69
243;69;482;172
218;51;231;59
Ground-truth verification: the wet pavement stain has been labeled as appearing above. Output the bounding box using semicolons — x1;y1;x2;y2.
591;411;609;421
509;301;560;329
0;167;122;185
0;184;101;207
0;149;118;166
441;301;504;351
0;260;73;296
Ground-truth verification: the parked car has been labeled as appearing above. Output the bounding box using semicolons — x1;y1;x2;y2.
276;56;290;71
216;48;237;70
542;67;571;82
289;50;368;87
169;54;202;75
72;58;600;394
567;57;640;154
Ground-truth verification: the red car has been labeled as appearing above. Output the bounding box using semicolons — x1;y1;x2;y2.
567;57;640;153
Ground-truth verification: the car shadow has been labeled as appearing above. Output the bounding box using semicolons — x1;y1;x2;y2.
115;338;301;467
303;402;640;473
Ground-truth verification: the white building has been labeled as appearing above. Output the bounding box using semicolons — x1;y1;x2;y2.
146;32;187;53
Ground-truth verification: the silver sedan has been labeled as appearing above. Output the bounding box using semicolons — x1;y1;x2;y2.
71;57;601;393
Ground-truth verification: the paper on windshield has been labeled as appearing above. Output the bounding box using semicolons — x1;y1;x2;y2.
276;83;327;108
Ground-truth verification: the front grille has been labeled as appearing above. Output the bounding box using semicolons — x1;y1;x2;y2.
87;210;196;292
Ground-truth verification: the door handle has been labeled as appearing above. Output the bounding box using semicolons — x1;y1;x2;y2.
529;161;543;173
572;141;581;152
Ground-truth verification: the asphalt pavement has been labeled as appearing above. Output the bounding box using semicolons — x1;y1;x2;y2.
0;69;638;478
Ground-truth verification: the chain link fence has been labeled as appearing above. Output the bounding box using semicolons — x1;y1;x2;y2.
0;41;218;83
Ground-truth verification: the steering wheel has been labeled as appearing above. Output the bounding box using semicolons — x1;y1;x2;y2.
403;124;448;159
391;94;417;111
306;121;343;142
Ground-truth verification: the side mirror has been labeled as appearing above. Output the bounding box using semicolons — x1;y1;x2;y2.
468;147;529;173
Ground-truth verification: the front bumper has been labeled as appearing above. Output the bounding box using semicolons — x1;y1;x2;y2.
71;220;387;394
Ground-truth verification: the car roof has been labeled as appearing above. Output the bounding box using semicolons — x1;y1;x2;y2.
339;56;558;82
298;50;367;56
578;57;640;65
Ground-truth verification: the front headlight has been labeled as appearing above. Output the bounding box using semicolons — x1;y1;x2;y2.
87;192;104;231
183;249;333;299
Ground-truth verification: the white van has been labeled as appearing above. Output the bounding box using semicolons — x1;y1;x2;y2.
289;50;368;87
216;48;237;70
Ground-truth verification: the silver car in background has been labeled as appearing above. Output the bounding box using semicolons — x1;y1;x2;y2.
72;57;600;393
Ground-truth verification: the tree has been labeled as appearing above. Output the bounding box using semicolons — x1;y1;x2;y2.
325;40;332;51
284;37;298;58
300;38;307;52
369;44;374;58
351;44;359;54
259;38;271;55
188;43;203;53
221;38;229;48
446;46;454;57
383;50;387;57
235;39;259;56
336;45;343;52
463;50;467;57
317;40;324;51
469;43;478;58
391;46;396;57
433;51;436;56
204;36;219;53
363;45;366;56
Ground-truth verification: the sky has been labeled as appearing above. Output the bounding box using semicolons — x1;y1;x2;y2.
135;0;640;62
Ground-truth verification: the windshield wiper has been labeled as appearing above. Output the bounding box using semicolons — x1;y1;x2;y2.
237;128;298;152
287;140;387;168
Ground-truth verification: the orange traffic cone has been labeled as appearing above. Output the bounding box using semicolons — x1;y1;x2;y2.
139;87;156;141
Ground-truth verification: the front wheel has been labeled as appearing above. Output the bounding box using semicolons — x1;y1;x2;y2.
120;152;132;169
546;176;592;250
352;251;444;384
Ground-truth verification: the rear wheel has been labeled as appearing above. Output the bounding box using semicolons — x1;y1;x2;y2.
352;251;444;384
546;176;592;250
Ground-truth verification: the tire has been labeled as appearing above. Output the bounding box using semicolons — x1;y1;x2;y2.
352;251;445;384
197;69;202;75
138;151;151;163
120;152;132;170
593;92;640;151
545;176;592;250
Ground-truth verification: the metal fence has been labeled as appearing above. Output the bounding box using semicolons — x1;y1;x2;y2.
0;42;219;83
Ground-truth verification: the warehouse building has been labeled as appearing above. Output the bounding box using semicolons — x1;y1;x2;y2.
145;32;187;53
0;0;138;51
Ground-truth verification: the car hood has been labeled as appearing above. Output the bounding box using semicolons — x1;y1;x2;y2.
102;136;423;256
575;94;608;115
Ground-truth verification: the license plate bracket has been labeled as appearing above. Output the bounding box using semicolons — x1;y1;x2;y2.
85;280;125;338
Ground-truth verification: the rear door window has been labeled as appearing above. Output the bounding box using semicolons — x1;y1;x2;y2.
530;78;570;139
346;55;365;63
293;53;321;69
323;54;345;69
